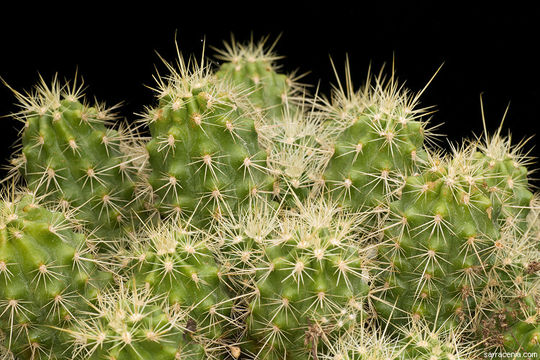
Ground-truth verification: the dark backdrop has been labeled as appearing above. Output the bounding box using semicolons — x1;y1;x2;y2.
1;3;538;186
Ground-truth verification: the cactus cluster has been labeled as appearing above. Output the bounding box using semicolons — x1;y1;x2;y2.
0;35;538;360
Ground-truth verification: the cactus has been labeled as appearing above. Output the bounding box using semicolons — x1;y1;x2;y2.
5;76;145;244
321;63;438;215
320;316;480;360
319;322;402;360
472;116;534;236
120;221;236;346
0;187;111;359
481;293;540;355
212;197;374;359
476;192;540;355
375;138;538;350
67;281;213;360
398;317;479;360
142;51;276;223
375;144;501;328
494;259;540;354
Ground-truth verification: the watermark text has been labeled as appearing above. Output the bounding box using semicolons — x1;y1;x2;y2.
484;352;538;359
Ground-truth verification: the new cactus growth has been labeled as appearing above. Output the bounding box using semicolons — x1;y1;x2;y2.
214;36;299;121
398;317;479;360
215;37;328;199
319;321;402;360
320;316;480;359
0;35;538;360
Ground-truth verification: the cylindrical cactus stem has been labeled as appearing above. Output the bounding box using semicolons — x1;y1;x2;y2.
375;144;501;330
375;138;539;350
215;37;337;200
476;193;540;354
212;197;375;360
0;187;112;359
120;221;237;348
7;76;145;245
142;52;275;224
483;294;540;354
321;63;438;215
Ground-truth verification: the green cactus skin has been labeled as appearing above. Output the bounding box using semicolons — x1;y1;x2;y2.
504;322;540;355
68;282;213;360
478;293;540;357
466;130;539;355
323;113;424;209
143;56;275;224
493;237;539;355
494;266;540;355
214;198;373;360
321;67;435;215
14;78;143;243
375;147;501;330
122;222;235;347
0;189;111;359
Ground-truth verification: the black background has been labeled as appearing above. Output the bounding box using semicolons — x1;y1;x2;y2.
1;3;538;186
